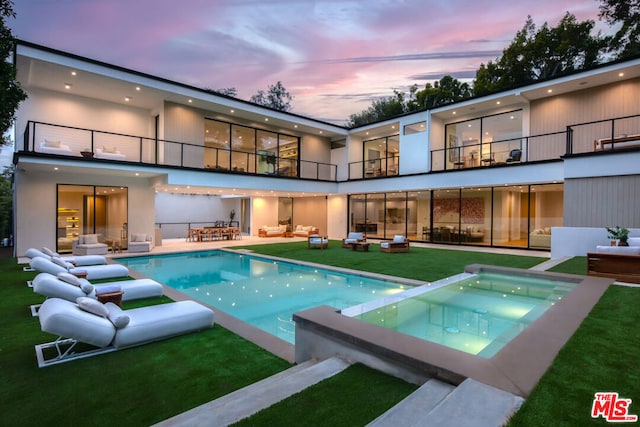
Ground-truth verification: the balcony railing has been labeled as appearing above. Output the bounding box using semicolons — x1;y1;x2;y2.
430;114;640;172
348;156;400;180
23;121;338;181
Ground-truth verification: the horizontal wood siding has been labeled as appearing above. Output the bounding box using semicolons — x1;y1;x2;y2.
565;175;640;227
530;78;640;158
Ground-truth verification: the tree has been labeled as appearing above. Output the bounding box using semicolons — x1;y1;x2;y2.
347;90;408;127
414;76;473;110
250;81;293;112
598;0;640;59
0;0;27;146
0;166;12;242
473;13;603;96
204;87;238;97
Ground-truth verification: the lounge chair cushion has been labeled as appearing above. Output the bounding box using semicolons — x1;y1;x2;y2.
628;237;640;246
105;303;130;329
393;235;406;243
38;298;116;347
42;247;58;257
112;300;214;348
30;257;129;280
51;257;73;270
76;296;109;317
26;248;108;266
32;272;162;302
57;272;83;287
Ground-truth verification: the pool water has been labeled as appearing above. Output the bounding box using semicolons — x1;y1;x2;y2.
116;250;408;343
348;272;576;358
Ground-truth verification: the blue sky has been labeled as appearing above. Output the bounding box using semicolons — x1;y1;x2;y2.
11;0;606;123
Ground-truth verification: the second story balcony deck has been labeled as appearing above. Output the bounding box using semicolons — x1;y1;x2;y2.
22;121;338;181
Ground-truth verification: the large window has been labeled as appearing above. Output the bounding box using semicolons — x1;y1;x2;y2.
348;182;562;249
363;134;399;178
205;119;300;177
444;110;523;168
56;185;128;253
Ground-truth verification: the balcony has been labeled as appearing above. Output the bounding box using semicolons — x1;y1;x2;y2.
22;121;338;181
348;156;399;180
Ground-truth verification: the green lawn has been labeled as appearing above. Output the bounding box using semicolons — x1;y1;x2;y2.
3;247;638;426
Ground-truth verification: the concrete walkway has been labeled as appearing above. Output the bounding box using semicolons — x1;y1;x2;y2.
154;357;351;427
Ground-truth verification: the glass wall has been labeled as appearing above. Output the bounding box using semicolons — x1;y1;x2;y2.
348;182;562;249
56;184;128;253
444;110;523;168
363;134;400;177
205;119;300;176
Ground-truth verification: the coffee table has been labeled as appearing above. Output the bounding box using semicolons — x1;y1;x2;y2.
97;290;125;307
349;242;370;252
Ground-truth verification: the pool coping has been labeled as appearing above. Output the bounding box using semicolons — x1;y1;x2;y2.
293;264;613;397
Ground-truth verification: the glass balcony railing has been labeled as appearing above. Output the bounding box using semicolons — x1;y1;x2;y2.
348;156;400;180
22;121;338;181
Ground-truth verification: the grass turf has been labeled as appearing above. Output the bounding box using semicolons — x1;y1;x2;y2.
232;363;418;427
4;248;639;426
0;257;292;426
230;240;546;281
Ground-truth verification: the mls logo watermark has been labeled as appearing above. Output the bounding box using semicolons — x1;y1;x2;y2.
592;392;638;422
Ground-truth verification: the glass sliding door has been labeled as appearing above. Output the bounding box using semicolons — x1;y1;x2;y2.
204;120;231;170
492;185;528;247
411;191;431;241
432;189;460;242
461;188;491;245
257;130;278;174
278;134;298;177
384;192;407;238
231;125;255;173
529;183;563;249
57;185;128;253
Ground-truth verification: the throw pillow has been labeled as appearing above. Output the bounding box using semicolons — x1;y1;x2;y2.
103;146;117;154
44;139;60;148
105;302;130;328
42;247;58;257
80;281;95;295
57;272;83;287
51;257;73;270
132;233;146;242
96;285;123;295
76;297;109;317
83;234;99;244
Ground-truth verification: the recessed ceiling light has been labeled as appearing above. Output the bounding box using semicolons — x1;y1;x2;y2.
125;97;132;102
135;173;140;176
71;71;77;76
54;167;59;171
230;109;235;113
547;89;553;93
64;84;72;89
496;101;501;105
188;99;193;103
452;111;456;115
264;118;269;122
135;86;141;91
619;72;624;77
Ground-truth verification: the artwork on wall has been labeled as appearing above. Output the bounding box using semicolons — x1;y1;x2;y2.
433;197;484;224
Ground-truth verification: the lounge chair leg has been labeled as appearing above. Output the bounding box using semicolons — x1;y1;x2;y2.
30;303;42;317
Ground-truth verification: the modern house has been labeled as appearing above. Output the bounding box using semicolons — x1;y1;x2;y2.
11;40;640;258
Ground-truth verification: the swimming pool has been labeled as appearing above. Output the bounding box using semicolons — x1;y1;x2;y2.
116;250;408;343
344;271;577;358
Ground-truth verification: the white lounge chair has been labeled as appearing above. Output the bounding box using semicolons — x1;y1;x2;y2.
29;256;128;281
25;247;107;266
32;272;163;306
35;297;215;367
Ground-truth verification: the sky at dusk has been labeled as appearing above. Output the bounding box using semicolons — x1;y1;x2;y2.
11;0;608;124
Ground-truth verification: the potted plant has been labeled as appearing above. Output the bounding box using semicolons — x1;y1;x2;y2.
229;209;236;223
606;226;629;246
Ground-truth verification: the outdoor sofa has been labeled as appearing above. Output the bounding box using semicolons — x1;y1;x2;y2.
379;235;410;253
